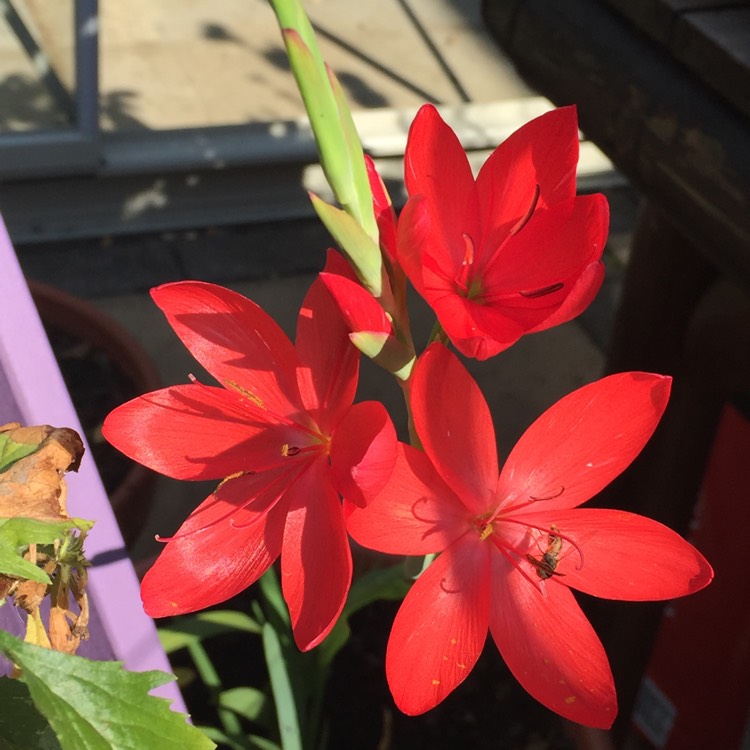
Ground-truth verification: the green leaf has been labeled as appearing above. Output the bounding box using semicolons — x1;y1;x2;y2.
158;610;261;654
0;433;38;474
0;630;215;750
0;518;93;584
318;564;411;667
258;568;289;629
0;678;61;750
262;623;302;750
310;193;382;296
218;686;270;723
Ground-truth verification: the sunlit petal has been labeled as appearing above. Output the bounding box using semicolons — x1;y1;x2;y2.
281;459;352;651
412;344;498;512
515;508;714;600
489;554;617;728
497;372;672;510
152;281;302;418
103;384;300;480
141;470;290;617
346;442;469;555
386;536;491;715
295;258;359;429
330;400;397;507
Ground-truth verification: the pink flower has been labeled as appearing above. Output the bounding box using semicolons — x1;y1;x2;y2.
346;344;713;726
103;257;396;651
398;105;609;360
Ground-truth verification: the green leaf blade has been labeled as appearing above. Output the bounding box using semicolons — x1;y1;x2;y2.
262;623;302;750
158;610;261;654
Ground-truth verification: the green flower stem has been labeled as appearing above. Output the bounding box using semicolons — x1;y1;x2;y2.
399;375;421;451
268;0;377;241
427;319;449;347
187;640;244;741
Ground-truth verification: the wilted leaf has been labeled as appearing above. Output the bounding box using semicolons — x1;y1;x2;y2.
0;630;215;749
0;423;41;474
0;424;92;655
0;424;84;521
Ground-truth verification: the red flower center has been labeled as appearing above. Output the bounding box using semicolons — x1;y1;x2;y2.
453;233;483;300
474;511;584;590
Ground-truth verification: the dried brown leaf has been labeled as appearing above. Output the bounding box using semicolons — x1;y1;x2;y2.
0;424;84;521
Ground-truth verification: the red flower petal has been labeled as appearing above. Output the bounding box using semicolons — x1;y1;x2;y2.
412;344;498;514
103;384;299;480
295;265;359;431
519;508;714;600
481;194;609;295
426;293;524;360
365;154;398;262
345;442;469;555
475;106;579;248
318;270;392;336
404;104;479;247
489;555;617;728
330;400;397;507
395;196;433;301
528;260;605;334
280;459;352;651
386;536;491;715
140;470;289;617
496;372;672;511
152;281;302;419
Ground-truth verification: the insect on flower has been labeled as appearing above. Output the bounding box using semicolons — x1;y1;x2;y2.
526;524;564;580
346;344;714;727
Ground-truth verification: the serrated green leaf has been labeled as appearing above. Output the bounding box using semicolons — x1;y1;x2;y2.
158;610;261;654
0;518;92;584
0;433;39;474
0;630;215;750
310;193;382;296
0;678;61;750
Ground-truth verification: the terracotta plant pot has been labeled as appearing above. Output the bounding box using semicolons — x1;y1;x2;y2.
28;280;162;549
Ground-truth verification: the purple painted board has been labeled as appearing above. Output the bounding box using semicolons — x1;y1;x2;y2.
0;215;185;711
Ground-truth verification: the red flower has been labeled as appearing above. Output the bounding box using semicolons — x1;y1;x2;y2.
398;105;609;360
103;259;396;651
346;344;713;727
